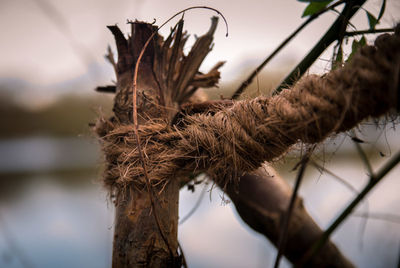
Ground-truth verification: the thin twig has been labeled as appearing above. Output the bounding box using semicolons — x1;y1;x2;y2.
299;150;400;266
178;241;188;268
353;141;374;177
275;0;367;94
353;212;400;224
310;159;371;249
156;6;228;37
310;160;358;193
274;150;312;268
345;27;395;37
179;183;208;225
351;131;374;177
231;0;346;99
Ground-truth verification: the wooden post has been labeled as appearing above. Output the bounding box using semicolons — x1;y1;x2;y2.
97;18;222;267
109;22;180;267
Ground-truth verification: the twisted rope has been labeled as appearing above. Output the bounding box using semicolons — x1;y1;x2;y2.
96;27;400;190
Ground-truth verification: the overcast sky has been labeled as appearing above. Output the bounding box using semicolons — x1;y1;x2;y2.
0;0;398;92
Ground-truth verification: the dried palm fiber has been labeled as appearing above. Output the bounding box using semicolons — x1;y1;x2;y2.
96;26;400;191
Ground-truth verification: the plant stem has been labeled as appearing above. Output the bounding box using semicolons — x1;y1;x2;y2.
351;131;374;177
274;153;311;268
231;0;346;99
275;0;367;94
345;27;395;36
299;150;400;266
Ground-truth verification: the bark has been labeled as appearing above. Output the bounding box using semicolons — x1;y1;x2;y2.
109;22;181;267
101;18;222;267
224;165;354;267
112;180;180;267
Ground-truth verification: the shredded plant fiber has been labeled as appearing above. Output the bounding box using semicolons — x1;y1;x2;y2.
96;27;400;191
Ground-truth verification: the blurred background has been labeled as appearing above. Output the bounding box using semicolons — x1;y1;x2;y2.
0;0;399;267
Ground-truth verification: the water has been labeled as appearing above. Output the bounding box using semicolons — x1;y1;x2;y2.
0;178;113;268
0;132;399;268
0;137;99;173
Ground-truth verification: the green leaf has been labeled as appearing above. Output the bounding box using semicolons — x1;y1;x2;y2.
297;0;333;2
377;0;386;23
366;11;377;30
359;35;366;47
347;35;367;62
332;46;343;70
302;1;331;17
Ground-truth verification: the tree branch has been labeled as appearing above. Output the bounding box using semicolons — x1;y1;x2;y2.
275;0;367;93
299;150;400;266
231;0;347;99
223;165;354;267
345;27;395;37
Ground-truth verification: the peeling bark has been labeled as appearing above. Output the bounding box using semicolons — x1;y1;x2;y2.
109;21;181;267
101;18;222;267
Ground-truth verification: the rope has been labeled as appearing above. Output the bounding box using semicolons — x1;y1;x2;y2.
96;27;400;191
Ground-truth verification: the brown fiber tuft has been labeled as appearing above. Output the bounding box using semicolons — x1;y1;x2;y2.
96;26;400;191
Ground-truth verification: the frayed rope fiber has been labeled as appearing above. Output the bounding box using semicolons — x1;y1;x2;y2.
96;28;400;190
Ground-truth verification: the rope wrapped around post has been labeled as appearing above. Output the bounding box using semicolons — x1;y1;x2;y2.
96;26;400;191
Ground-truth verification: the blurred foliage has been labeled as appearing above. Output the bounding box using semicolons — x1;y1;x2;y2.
0;69;287;139
301;1;332;17
366;0;386;30
346;36;366;63
204;69;287;100
0;92;113;138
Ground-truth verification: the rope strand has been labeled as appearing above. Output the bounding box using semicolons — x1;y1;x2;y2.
97;26;400;191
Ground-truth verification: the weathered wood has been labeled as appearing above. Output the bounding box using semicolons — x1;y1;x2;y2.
101;18;222;267
112;180;180;267
109;21;179;267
